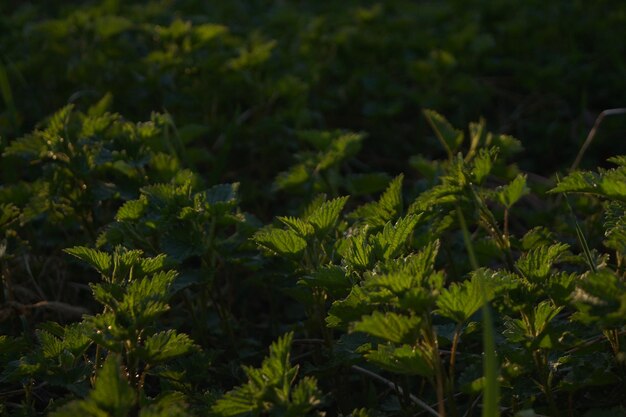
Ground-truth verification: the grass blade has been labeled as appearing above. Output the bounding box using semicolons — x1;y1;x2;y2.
456;205;500;417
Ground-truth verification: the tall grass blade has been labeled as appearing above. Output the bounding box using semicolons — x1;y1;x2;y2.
456;205;500;417
557;174;596;273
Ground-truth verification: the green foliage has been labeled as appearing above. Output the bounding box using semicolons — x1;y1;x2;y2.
350;174;404;227
497;174;530;209
515;243;569;283
423;109;464;159
140;330;195;364
373;214;421;260
353;311;421;345
551;161;626;201
2;2;626;416
306;196;349;238
274;131;365;195
50;355;190;417
365;344;433;377
254;228;308;257
50;355;136;417
436;275;492;324
211;332;321;417
570;269;626;326
64;247;112;277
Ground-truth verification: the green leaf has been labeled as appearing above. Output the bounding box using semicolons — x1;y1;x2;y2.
604;202;626;254
472;148;494;184
0;203;19;230
423;109;464;158
491;134;523;157
211;385;257;417
436;276;487;324
212;332;320;417
140;330;194;363
532;300;563;337
348;408;376;417
138;254;168;276
408;182;461;213
115;199;146;221
515;243;569;282
378;174;404;220
51;355;136;417
467;119;486;160
375;214;420;260
341;233;373;269
351;174;404;226
37;330;64;359
288;377;323;416
504;300;562;342
316;132;364;171
60;323;92;355
87;92;114;117
353;311;421;344
365;344;433;377
90;356;136;416
497;174;529;208
608;155;626;167
274;163;310;190
521;227;556;251
3;132;49;160
299;265;350;297
120;270;177;323
277;216;315;238
364;272;423;297
327;286;373;329
570;269;626;326
306;196;349;237
203;183;239;206
253;228;308;257
385;240;440;278
65;246;112;276
91;283;123;310
550;167;626;201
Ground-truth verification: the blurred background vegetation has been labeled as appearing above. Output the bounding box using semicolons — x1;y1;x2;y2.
2;0;625;209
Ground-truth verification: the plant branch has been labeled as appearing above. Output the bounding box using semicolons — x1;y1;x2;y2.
570;108;626;172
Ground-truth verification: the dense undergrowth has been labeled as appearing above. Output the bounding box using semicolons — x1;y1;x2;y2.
1;1;626;416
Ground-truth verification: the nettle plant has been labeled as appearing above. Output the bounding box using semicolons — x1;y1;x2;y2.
548;157;626;397
211;332;323;417
2;101;194;245
96;180;258;348
274;129;392;199
0;246;195;416
251;111;626;416
250;111;512;414
2;103;626;417
0;101;195;331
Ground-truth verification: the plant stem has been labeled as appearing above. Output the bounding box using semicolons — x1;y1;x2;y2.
446;325;463;417
423;316;447;417
449;325;462;379
570;108;626;172
503;207;510;247
350;365;438;417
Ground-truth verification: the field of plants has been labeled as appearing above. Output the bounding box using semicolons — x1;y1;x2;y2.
1;1;626;416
